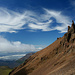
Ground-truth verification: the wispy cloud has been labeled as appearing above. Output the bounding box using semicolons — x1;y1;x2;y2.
0;8;36;33
0;7;71;33
28;20;53;31
43;8;71;33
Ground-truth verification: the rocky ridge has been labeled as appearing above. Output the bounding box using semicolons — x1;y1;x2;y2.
9;21;75;75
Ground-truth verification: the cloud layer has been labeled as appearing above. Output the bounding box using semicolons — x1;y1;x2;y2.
0;54;26;60
0;36;44;60
0;36;36;53
0;7;71;33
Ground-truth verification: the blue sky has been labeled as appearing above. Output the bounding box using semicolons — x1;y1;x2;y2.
0;0;75;60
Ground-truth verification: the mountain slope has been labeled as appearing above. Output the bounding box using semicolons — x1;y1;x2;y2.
16;52;35;64
9;21;75;75
0;52;34;69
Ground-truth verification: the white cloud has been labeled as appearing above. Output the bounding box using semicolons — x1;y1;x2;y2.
28;20;53;31
0;36;39;53
0;8;36;33
0;7;71;33
0;54;26;60
43;8;71;33
37;47;43;50
0;36;44;60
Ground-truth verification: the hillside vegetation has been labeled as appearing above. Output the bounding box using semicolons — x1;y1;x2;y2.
0;66;12;75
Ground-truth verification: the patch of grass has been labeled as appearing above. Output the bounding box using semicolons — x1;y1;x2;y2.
0;66;12;75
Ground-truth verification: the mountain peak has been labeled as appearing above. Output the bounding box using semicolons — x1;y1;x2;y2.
9;21;75;75
63;21;75;43
68;20;75;33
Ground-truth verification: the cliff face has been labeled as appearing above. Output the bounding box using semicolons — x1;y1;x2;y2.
9;21;75;75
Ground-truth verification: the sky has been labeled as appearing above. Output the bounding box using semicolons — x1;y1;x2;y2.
0;0;75;60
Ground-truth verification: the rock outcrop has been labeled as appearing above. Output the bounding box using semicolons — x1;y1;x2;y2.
9;21;75;75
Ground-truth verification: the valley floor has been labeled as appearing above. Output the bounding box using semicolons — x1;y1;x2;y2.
0;66;12;75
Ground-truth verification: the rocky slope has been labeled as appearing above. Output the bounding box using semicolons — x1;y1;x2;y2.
16;52;35;64
9;21;75;75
